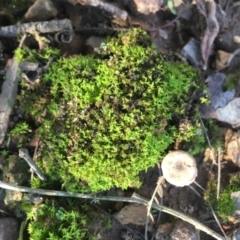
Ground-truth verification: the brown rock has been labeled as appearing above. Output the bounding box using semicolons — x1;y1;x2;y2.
125;0;163;15
114;204;147;225
24;0;58;21
170;220;199;240
0;218;18;240
225;129;240;166
155;222;174;240
213;50;231;70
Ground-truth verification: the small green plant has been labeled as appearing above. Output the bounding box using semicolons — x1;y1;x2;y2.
14;46;60;63
205;174;240;222
20;199;98;240
175;118;206;155
19;28;198;192
10;122;31;136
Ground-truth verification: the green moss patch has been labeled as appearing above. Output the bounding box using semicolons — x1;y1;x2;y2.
19;28;198;192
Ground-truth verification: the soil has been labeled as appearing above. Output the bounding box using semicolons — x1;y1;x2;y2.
1;0;240;239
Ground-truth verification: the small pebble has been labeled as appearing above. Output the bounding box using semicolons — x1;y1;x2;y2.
233;36;240;44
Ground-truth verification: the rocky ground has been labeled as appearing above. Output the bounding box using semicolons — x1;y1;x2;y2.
1;0;240;239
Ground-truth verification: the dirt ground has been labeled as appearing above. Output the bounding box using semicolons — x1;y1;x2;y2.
1;0;240;239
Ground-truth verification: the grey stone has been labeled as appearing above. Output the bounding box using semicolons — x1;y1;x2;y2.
0;218;18;240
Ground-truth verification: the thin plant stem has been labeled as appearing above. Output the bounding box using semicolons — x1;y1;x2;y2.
0;180;225;240
144;177;163;240
155;163;164;225
194;181;211;195
208;203;229;239
188;185;202;198
200;118;217;165
18;219;27;240
217;146;222;200
225;48;240;67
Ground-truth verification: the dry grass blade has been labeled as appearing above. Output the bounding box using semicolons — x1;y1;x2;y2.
200;118;217;165
208;203;229;239
19;148;47;181
225;48;240;66
217;146;222;200
144;176;164;240
74;0;128;25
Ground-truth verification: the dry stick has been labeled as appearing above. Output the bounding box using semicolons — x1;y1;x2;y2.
155;163;164;224
217;146;222;200
0;181;224;240
133;193;224;240
0;59;20;144
196;0;219;70
194;181;211;195
188;184;202;198
0;19;73;37
144;177;163;240
19;148;47;181
0;34;26;144
151;164;164;240
75;0;128;24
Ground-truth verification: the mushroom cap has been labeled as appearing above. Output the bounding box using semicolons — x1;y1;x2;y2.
161;150;197;187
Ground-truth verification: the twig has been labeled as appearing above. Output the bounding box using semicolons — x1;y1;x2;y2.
0;59;20;144
144;177;164;240
18;219;27;240
0;180;224;240
75;0;128;25
18;33;28;48
194;181;211;195
196;0;220;70
19;148;47;181
217;146;222;200
188;185;202;198
208;203;229;239
0;19;73;37
0;33;27;143
151;163;164;240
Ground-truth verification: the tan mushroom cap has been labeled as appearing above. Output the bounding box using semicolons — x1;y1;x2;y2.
161;150;198;187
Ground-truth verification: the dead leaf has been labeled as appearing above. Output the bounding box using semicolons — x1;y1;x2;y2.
200;73;235;118
0;59;20;144
214;98;240;128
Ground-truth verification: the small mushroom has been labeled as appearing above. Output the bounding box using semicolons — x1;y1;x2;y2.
161;150;198;187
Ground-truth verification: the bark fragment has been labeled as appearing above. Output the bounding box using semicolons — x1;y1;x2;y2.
0;60;20;144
